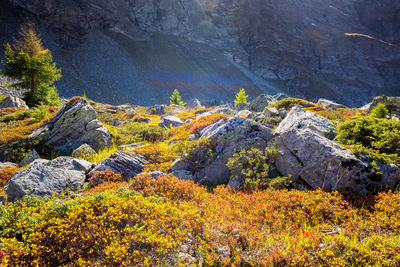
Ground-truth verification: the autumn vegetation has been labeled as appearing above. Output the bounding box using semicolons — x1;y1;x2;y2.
1;58;400;266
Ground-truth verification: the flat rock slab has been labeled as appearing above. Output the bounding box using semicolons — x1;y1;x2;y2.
90;151;148;181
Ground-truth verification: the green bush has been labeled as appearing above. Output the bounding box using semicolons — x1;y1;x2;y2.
336;115;400;167
336;116;400;155
31;102;50;122
0;109;32;123
370;103;388;119
227;146;289;190
112;122;168;144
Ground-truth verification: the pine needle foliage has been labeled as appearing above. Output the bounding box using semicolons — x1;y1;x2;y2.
169;89;186;107
234;88;249;107
1;20;61;107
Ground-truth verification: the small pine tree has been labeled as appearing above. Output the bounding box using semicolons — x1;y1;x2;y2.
170;89;186;107
234;88;249;107
1;20;61;107
370;103;388;119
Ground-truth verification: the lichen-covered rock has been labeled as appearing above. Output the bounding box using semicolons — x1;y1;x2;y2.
317;99;347;110
72;144;97;159
172;117;274;186
275;106;336;140
200;116;274;148
89;151;148;181
159;116;184;128
235;103;250;111
263;107;280;117
5;157;93;201
19;149;40;167
248;94;274;112
274;129;399;192
278;108;287;119
29;97;112;153
147;105;166;115
0;96;28;109
194;137;269;186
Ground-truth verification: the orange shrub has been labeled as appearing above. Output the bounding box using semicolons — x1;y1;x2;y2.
0;117;51;146
304;106;356;123
170;113;231;140
131;173;206;202
175;111;196;121
83;181;129;196
134;144;177;173
88;169;124;185
66;96;82;106
0;167;22;187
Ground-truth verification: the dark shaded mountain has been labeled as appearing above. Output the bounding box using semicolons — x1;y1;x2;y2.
0;0;399;106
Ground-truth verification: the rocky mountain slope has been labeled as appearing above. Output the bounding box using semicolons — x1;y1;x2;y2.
0;0;399;106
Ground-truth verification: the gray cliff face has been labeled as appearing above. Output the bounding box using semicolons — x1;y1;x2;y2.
0;0;399;106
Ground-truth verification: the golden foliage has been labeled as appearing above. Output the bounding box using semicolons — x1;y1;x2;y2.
170;113;231;140
134;144;178;173
0;167;22;187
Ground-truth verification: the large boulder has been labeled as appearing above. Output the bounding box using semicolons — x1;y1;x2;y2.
263;107;280;118
0;96;28;109
172;117;274;186
201;116;274;149
159;116;184;128
186;98;203;109
5;157;93;201
275;106;336;140
235;102;250;111
89;151;148;181
368;95;400;116
248;94;274;112
29;97;112;153
147;104;166;115
194;137;269;186
317;99;347;110
274;129;399;192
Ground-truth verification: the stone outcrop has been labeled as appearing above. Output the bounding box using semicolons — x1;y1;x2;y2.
172;117;274;186
29;98;112;153
159;116;184;128
147;105;166;115
275;106;336;140
317;99;347;110
89;151;148;181
274;129;399;192
248;95;273;112
0;96;28;109
5;157;93;201
19;149;40;167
